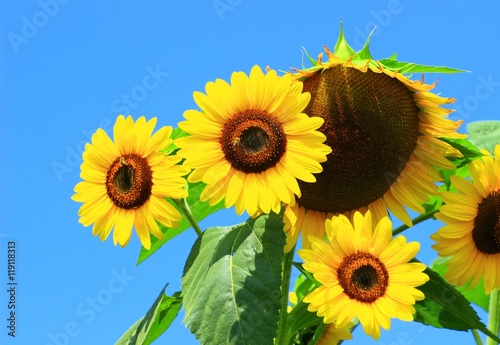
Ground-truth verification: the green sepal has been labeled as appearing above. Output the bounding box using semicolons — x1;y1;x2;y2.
377;59;467;74
301;47;318;68
303;23;465;77
355;26;376;61
333;22;356;62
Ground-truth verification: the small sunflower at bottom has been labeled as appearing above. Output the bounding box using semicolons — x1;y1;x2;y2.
299;211;429;340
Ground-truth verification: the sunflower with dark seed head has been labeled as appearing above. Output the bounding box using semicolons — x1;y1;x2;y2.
432;145;500;294
299;211;428;340
176;65;331;217
284;30;465;252
72;115;189;249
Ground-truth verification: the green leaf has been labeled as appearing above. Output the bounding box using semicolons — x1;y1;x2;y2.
182;213;286;345
421;194;443;215
137;181;225;265
467;120;500;154
115;286;182;345
430;257;490;312
378;59;467;74
437;138;484;188
163;127;190;154
414;265;500;342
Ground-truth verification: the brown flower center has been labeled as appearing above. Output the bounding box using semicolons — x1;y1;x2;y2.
220;110;287;173
337;252;389;303
297;65;420;213
472;191;500;254
106;153;153;209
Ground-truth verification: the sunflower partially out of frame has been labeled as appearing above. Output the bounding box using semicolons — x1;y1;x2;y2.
316;322;354;345
72;115;189;249
299;211;428;340
432;145;500;294
176;65;331;217
284;29;465;252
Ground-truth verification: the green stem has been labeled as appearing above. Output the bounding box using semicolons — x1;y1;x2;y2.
472;329;485;345
486;289;500;345
275;246;295;345
392;209;439;236
308;322;327;345
174;198;203;237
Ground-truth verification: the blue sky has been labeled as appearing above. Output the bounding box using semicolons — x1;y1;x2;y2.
1;1;500;344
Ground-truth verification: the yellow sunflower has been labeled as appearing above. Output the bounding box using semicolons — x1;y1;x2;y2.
283;30;465;252
431;144;500;294
176;65;331;217
316;323;354;345
72;115;189;249
298;211;429;340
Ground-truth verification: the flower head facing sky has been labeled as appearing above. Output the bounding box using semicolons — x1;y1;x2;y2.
299;211;429;340
432;145;500;294
284;30;464;252
176;65;331;217
72;115;189;249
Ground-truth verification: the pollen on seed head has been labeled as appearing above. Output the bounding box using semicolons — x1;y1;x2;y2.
106;154;153;209
337;252;389;303
220;109;287;174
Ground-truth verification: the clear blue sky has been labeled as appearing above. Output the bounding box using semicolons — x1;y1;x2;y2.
1;1;500;344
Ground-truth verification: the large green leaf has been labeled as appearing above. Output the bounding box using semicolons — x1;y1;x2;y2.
182;213;286;345
467;120;500;154
414;265;500;342
115;286;182;345
430;257;490;312
137;181;225;265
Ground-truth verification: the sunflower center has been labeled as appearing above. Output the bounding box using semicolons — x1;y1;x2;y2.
297;66;420;213
220;110;287;173
106;153;153;209
472;191;500;254
337;252;389;303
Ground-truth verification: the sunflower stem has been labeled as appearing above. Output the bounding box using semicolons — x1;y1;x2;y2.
174;198;203;237
392;209;439;236
275;246;295;345
472;329;485;345
308;322;327;345
486;289;500;345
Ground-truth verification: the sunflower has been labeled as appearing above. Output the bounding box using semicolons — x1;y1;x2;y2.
431;145;500;294
176;65;331;217
316;323;354;345
72;115;189;249
298;211;428;340
283;29;465;252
